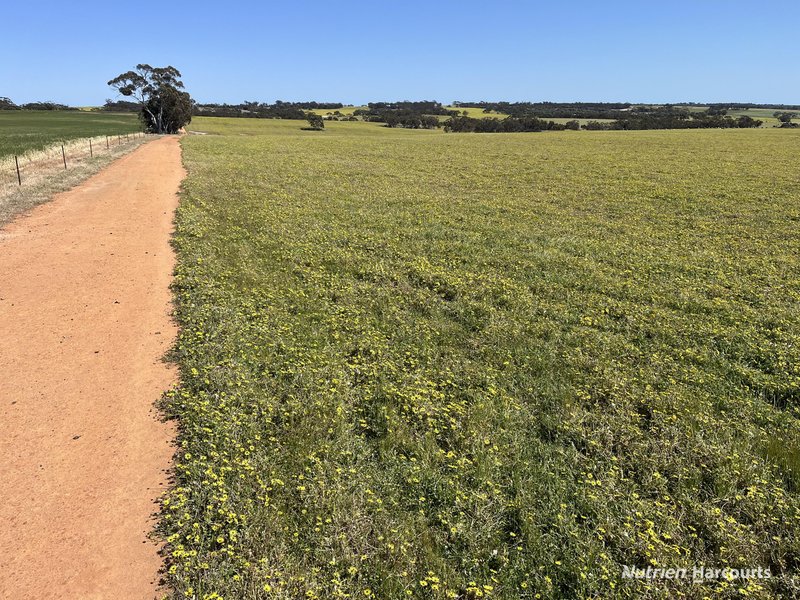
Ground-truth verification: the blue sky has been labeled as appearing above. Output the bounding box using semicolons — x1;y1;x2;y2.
2;1;797;106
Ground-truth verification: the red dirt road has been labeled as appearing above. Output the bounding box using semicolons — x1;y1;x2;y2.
0;137;183;599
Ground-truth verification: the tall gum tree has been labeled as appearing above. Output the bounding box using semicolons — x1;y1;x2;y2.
108;64;193;134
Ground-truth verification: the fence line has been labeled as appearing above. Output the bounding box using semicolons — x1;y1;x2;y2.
0;132;151;188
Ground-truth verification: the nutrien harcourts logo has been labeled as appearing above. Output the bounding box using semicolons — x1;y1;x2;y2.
622;565;772;583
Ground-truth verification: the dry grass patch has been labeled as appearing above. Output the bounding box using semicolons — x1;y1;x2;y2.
0;136;150;227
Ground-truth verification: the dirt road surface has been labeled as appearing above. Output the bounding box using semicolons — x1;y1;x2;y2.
0;137;183;599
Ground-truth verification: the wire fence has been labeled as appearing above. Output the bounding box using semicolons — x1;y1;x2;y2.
0;132;150;188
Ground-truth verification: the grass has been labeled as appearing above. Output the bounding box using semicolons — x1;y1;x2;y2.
0;110;141;157
165;117;800;599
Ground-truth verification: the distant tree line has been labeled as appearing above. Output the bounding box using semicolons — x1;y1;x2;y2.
363;111;441;129
582;113;763;130
445;106;764;133
353;101;455;128
358;101;454;115
452;101;632;119
684;102;800;110
450;101;800;128
444;116;573;132
194;101;344;119
0;97;75;110
102;99;141;112
194;102;305;119
20;101;75;110
453;101;800;120
287;101;344;109
192;99;773;131
192;100;455;128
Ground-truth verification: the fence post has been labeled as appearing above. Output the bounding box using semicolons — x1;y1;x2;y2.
118;135;121;145
15;155;21;185
106;135;109;149
89;139;93;158
62;145;67;169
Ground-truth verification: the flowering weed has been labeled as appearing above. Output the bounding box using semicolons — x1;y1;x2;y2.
163;118;800;599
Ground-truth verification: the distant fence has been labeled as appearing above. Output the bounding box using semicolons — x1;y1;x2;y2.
1;132;150;188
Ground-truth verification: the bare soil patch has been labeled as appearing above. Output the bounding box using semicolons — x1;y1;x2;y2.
0;136;183;599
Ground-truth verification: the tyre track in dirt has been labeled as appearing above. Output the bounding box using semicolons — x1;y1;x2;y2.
0;136;183;599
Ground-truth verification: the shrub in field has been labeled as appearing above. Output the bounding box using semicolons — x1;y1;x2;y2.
774;112;798;124
306;113;325;130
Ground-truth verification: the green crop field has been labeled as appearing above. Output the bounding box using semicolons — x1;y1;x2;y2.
167;117;800;599
0;110;142;157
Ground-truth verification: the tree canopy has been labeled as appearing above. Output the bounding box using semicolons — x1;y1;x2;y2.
108;64;193;133
306;113;325;130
